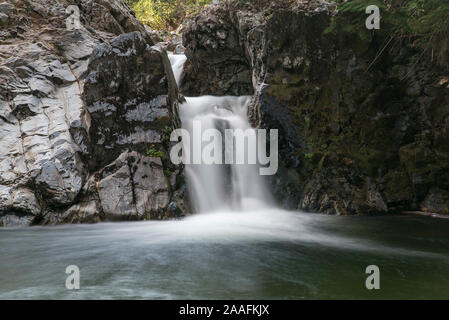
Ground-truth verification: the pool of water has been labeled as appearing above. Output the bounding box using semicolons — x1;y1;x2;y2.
1;210;448;299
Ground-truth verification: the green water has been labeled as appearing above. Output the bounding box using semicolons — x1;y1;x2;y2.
0;210;448;299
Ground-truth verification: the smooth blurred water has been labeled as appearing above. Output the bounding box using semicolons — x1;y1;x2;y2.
1;210;448;300
167;53;187;86
178;95;273;212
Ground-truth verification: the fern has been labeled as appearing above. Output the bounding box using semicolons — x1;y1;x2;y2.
327;0;449;66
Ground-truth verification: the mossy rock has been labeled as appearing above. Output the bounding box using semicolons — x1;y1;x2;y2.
382;169;414;206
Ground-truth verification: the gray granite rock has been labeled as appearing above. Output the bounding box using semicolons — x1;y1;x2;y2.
0;0;189;226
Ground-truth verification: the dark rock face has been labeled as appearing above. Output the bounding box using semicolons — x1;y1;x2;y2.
83;32;172;171
182;0;449;215
0;0;189;226
182;3;253;96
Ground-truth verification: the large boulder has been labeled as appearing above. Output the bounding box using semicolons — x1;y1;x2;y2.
96;151;171;220
83;31;176;171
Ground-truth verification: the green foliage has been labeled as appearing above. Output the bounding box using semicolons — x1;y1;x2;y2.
162;125;172;144
304;153;313;160
147;147;166;160
228;0;300;13
328;0;449;66
303;151;324;173
164;168;173;177
126;0;212;30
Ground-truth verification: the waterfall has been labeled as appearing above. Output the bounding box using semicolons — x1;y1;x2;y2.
168;53;187;87
168;53;273;213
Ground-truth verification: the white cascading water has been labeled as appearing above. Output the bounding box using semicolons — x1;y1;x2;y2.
168;52;272;213
168;53;187;87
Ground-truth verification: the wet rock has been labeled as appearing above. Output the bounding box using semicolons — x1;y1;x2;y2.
62;200;102;224
0;186;40;217
184;0;449;215
98;159;137;219
421;189;449;215
131;153;170;218
96;151;170;220
0;214;33;227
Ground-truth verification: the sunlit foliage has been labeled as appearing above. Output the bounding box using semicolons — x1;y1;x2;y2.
126;0;212;30
328;0;449;66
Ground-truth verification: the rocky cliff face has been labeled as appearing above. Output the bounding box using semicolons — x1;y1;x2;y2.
2;0;448;226
0;0;188;226
182;0;449;215
182;3;253;96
